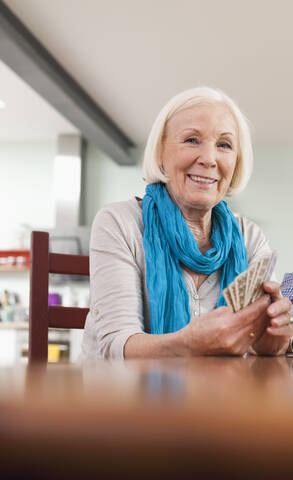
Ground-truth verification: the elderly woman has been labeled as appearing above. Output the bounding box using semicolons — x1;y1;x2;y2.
81;87;292;360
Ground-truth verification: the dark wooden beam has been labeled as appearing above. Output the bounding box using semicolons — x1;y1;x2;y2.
0;1;135;165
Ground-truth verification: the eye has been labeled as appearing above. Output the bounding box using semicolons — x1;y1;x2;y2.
218;141;232;150
184;137;200;145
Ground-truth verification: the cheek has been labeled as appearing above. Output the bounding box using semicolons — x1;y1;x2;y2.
163;147;189;174
222;156;237;180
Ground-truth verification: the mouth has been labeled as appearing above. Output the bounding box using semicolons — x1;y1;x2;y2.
187;174;218;187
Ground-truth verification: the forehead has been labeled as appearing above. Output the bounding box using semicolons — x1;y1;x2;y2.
165;102;237;136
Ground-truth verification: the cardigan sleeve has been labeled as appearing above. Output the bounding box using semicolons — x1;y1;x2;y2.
81;205;146;361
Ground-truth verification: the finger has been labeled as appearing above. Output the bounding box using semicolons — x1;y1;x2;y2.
263;281;282;302
267;297;292;318
247;346;257;355
234;294;271;327
235;309;269;351
248;312;270;342
266;325;293;336
270;312;291;328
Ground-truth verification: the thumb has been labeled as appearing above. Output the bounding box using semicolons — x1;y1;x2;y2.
263;281;282;302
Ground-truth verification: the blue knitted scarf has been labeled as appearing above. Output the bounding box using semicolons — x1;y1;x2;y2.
142;183;248;334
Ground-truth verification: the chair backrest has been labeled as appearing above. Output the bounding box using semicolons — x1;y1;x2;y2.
29;231;89;363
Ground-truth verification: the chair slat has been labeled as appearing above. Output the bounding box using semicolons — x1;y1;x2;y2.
48;306;88;329
29;232;50;363
49;253;89;275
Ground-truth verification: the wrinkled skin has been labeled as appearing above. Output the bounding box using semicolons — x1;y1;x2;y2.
183;282;292;356
251;281;292;355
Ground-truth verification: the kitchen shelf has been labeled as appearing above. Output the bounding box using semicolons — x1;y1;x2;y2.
0;249;30;271
0;321;28;329
0;265;29;272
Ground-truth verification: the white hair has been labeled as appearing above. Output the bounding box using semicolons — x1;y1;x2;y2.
143;86;253;196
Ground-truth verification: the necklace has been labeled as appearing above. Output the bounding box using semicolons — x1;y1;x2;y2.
182;264;208;291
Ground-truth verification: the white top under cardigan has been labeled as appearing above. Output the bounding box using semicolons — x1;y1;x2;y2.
81;198;274;361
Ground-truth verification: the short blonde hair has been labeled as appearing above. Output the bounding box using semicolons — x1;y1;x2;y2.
143;87;253;196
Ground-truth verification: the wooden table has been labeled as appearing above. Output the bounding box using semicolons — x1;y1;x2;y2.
1;356;293;479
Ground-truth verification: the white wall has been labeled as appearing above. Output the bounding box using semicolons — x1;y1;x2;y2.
83;143;145;225
228;146;293;281
0;140;56;306
0;140;56;249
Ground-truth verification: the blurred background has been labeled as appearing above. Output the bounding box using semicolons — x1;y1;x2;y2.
0;0;292;363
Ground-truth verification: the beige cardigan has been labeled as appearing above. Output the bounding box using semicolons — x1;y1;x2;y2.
81;198;274;361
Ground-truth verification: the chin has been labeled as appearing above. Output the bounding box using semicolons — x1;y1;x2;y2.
185;193;218;211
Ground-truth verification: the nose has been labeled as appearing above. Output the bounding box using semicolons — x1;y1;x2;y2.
196;142;217;168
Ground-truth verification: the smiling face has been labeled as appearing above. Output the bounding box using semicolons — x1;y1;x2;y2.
161;102;238;218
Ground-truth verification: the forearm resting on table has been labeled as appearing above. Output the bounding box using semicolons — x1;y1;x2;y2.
124;330;189;359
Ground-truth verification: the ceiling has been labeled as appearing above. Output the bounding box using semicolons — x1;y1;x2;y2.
0;59;77;141
2;0;293;145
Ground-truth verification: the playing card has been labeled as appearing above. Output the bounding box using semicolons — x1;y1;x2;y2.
229;281;239;311
223;251;277;311
280;272;293;314
265;251;277;281
235;271;247;309
223;286;235;311
244;261;258;307
245;257;263;305
250;254;273;303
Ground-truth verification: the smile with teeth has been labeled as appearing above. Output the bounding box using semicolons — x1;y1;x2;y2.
188;174;217;184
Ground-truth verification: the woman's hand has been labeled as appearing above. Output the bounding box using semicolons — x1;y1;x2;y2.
251;281;292;356
182;295;271;356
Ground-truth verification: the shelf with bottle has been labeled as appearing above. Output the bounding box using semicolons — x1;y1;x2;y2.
0;289;28;324
0;250;30;272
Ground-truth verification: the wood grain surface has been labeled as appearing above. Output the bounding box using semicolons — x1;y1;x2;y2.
1;356;293;479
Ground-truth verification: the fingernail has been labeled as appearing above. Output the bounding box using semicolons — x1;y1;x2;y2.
268;306;275;315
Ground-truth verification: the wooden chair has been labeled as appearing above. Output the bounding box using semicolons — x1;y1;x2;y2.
29;231;89;364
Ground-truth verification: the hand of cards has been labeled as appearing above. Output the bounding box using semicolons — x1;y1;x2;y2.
223;251;277;312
